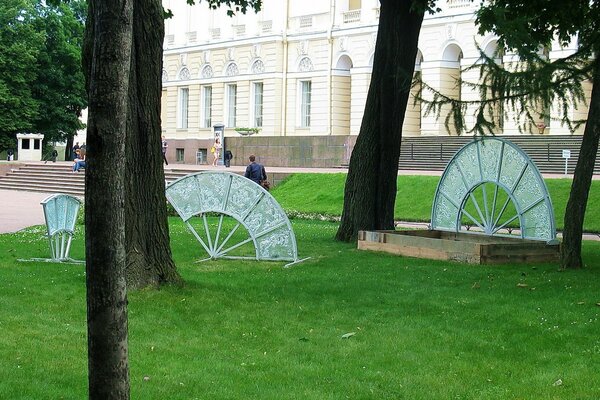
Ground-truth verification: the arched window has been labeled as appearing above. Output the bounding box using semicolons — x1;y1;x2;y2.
201;64;213;79
225;62;239;76
178;67;191;81
251;59;265;74
298;57;314;72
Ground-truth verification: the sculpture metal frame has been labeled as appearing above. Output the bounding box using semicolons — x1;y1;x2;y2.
431;137;557;243
166;171;308;267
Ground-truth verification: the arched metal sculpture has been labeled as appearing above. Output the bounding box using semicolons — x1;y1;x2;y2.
431;137;557;242
166;171;308;267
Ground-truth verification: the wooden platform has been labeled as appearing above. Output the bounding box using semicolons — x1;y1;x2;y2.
357;230;559;264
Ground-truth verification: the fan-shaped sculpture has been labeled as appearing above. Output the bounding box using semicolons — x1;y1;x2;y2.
431;137;556;242
20;193;84;264
166;171;307;267
358;137;559;264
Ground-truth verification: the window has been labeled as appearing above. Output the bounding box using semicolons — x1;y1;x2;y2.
253;82;263;127
176;148;185;162
178;87;189;129
300;80;311;127
34;139;41;149
226;84;237;127
22;139;30;150
202;86;212;128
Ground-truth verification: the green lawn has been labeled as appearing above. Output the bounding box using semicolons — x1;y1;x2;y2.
273;174;600;232
1;218;600;399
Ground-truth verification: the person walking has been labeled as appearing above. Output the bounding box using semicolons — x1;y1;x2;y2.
244;154;268;189
224;150;233;167
161;135;169;165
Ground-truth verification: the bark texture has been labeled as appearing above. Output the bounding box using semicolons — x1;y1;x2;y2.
124;0;182;289
560;58;600;269
336;0;425;241
83;0;132;398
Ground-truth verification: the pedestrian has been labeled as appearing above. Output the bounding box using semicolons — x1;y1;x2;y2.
7;149;14;161
212;138;222;166
72;142;80;160
224;150;233;167
161;135;169;165
244;154;269;190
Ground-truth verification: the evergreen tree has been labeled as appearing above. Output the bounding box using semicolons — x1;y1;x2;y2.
420;0;599;268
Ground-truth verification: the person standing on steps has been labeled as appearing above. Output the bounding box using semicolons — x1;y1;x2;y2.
161;135;169;165
71;142;80;160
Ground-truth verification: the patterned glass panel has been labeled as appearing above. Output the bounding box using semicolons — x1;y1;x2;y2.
256;225;295;260
438;163;468;205
193;173;229;211
44;198;59;235
478;139;502;182
432;195;459;230
498;144;526;190
522;202;552;240
166;176;203;221
63;197;79;231
42;195;80;235
454;144;480;190
225;177;262;219
244;195;287;236
513;167;544;211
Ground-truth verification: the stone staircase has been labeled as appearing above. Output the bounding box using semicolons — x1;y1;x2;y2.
399;135;600;175
0;163;206;196
0;163;85;196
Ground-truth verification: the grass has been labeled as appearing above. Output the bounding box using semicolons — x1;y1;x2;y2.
272;174;600;232
1;219;600;399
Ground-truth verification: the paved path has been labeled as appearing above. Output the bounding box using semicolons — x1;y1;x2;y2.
0;189;55;234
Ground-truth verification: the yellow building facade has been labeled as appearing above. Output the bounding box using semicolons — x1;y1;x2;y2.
161;0;591;165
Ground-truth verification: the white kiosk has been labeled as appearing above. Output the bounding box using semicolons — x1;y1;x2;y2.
16;133;44;161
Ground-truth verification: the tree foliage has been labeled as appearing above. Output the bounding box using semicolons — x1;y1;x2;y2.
0;0;42;150
0;0;86;153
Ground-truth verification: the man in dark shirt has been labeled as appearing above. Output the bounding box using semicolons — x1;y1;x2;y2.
244;155;267;184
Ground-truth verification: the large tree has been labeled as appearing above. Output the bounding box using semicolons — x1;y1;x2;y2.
336;0;435;241
82;1;262;396
83;0;133;396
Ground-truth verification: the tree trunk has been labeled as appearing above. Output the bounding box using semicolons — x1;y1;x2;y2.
336;0;425;241
560;58;600;269
83;0;132;398
124;0;182;290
